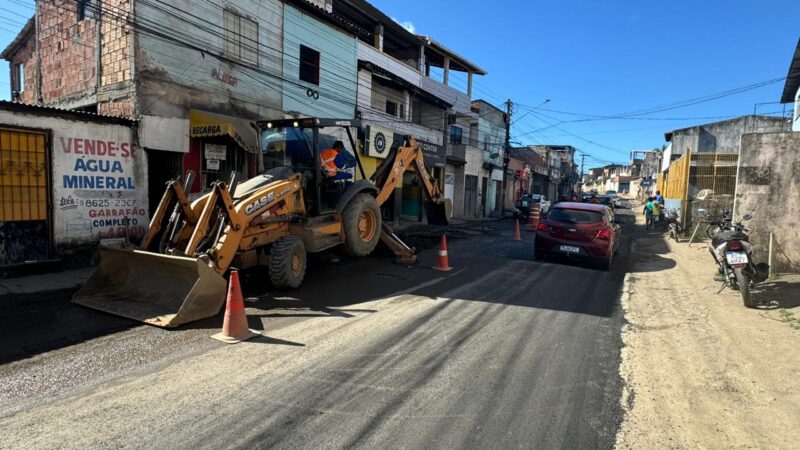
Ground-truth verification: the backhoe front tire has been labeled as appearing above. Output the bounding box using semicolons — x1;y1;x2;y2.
342;193;382;257
269;237;306;289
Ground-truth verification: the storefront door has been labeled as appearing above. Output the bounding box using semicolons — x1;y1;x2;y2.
464;175;478;218
0;127;50;265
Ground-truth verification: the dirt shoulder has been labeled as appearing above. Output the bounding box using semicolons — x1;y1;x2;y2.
616;207;800;449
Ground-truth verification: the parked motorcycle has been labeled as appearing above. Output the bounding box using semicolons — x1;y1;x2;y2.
703;210;769;308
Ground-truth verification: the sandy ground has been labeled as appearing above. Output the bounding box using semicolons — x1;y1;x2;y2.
616;208;800;449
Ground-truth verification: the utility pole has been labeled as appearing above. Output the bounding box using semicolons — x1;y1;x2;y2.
579;153;585;193
500;99;512;217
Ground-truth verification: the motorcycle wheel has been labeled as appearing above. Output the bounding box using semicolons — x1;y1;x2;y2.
734;268;754;308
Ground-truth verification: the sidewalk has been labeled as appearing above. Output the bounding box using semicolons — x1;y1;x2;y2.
616;210;800;449
0;267;94;296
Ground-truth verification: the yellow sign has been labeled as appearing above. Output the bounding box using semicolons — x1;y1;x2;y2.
189;110;258;153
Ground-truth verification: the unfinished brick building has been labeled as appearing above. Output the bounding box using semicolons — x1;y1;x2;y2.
1;0;134;115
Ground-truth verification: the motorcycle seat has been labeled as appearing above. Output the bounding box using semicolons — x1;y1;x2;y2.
712;230;749;248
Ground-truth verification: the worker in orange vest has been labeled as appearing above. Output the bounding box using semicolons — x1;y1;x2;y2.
320;141;353;180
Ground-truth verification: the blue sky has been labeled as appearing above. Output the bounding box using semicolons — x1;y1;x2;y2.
1;0;798;167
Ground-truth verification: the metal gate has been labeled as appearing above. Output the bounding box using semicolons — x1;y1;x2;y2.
464;175;478;218
0;127;50;265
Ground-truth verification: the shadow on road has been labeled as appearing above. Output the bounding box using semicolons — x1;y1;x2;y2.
0;287;139;365
751;278;800;309
0;217;634;364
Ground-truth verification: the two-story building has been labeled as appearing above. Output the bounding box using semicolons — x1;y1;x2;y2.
470;100;507;217
346;5;484;222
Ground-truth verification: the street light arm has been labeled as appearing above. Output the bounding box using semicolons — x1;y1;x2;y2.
510;99;551;126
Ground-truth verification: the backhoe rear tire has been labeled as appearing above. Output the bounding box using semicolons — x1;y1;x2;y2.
342;193;382;257
269;237;306;289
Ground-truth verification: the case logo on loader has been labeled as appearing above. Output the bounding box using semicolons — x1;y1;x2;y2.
246;193;275;216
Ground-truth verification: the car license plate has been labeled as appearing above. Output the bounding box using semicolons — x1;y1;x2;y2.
725;252;748;264
560;245;580;253
521;201;529;207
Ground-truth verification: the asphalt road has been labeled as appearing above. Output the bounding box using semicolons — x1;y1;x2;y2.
0;208;633;449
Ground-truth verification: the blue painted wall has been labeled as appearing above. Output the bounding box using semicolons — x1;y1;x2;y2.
282;5;357;119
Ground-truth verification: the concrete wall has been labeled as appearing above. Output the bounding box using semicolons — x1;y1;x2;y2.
735;131;800;273
356;40;471;114
670;116;789;155
464;145;483;178
370;80;406;116
282;5;357;119
477;116;504;164
135;0;284;122
0;109;148;252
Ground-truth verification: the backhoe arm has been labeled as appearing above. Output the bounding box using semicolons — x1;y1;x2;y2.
374;137;444;207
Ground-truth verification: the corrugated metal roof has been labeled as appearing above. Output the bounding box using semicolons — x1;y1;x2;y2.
0;101;137;125
417;35;487;75
1;17;35;60
781;38;800;104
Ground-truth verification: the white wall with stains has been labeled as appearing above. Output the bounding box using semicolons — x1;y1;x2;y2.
0;109;148;251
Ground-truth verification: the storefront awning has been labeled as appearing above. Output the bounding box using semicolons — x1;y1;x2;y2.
189;109;259;154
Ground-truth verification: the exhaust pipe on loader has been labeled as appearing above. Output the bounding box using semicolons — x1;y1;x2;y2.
72;247;227;328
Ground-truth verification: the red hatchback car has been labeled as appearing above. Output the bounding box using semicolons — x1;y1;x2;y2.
534;202;622;270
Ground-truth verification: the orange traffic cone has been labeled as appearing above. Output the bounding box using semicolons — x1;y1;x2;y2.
433;234;453;271
526;203;541;231
513;218;521;241
211;270;259;344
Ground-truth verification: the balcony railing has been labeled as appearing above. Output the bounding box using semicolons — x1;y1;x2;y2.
447;143;466;161
357;41;472;114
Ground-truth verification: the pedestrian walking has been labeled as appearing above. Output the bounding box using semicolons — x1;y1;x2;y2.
643;197;656;229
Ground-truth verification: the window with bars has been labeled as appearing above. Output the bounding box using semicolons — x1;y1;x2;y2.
299;45;320;85
449;125;462;145
77;0;92;21
224;10;259;65
385;100;398;117
12;64;23;92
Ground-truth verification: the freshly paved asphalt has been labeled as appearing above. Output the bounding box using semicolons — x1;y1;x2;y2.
0;208;633;449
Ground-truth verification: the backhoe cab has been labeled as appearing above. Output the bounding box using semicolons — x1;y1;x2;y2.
73;118;449;328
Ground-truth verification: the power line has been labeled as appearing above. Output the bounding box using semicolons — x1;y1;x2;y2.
516;76;787;125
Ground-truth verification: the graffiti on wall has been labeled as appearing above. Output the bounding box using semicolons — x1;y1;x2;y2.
54;134;149;246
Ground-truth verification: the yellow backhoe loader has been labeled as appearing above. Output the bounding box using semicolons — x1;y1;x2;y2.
73;118;450;328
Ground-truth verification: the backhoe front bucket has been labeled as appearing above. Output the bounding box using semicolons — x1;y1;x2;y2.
425;198;451;226
72;247;228;328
